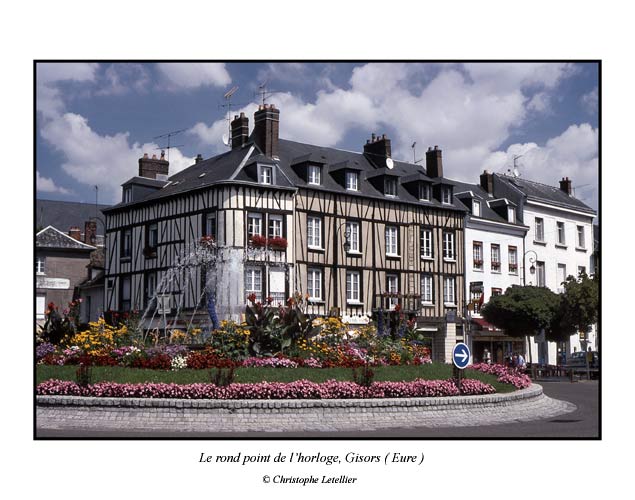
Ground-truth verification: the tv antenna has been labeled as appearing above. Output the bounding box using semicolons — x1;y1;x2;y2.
154;128;186;161
411;141;424;164
506;154;523;177
573;183;591;197
255;80;281;105
218;86;246;148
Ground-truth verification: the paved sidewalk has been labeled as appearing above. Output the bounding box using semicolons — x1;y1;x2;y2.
36;384;575;436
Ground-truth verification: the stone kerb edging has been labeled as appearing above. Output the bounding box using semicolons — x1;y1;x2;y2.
36;383;544;410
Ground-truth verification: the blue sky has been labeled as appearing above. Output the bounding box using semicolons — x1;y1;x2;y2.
36;62;599;210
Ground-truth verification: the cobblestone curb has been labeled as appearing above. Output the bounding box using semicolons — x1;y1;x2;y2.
36;384;576;433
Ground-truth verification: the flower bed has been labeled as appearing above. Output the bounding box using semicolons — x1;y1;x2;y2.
467;363;531;389
37;378;496;400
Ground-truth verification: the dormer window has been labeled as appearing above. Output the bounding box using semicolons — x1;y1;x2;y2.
307;165;321;185
419;183;430;201
473;200;481;217
384;177;397;197
441;186;452;205
259;166;273;185
346;171;359;191
507;206;516;223
123;187;132;203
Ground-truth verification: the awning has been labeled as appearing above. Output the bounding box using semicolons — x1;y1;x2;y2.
471;317;501;332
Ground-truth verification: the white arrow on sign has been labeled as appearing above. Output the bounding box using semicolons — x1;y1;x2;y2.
456;349;468;362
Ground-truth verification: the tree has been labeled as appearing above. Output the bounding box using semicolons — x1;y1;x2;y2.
558;272;599;343
481;285;561;363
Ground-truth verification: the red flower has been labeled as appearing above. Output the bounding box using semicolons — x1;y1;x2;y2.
287;297;295;306
247;293;257;303
394;304;401;312
266;296;273;304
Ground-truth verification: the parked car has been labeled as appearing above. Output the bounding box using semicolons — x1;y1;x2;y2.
567;351;599;369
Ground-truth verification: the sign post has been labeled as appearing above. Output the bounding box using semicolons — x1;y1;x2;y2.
452;342;471;395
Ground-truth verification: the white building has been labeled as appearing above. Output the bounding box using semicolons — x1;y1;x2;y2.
494;174;597;365
453;174;528;364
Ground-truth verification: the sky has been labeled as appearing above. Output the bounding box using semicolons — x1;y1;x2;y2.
35;61;599;211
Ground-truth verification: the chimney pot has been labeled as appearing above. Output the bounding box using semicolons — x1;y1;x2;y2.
252;104;280;158
428;146;432;152
231;111;250;150
240;112;245;117
426;146;443;178
559;176;572;195
143;153;149;159
195;154;203;163
152;154;157;159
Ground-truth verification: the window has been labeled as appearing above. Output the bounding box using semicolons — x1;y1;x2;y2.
420;227;433;259
470;283;483;313
120;276;131;311
473;242;483;270
557;221;566;245
307;268;323;301
557;263;567;292
307;216;322;249
443;232;455;260
577;225;585;248
244;267;263;303
121;229;132;258
204;213;217;239
384;177;397;197
36;257;46;275
385;226;398;256
441;187;452;205
578;266;586;277
419;183;430;201
145;272;157;305
421;274;433;304
147;222;158;249
259;166;272;185
247;213;263;238
508;246;518;274
536;261;546;287
386;274;399;308
345;171;358;191
123;187;132;203
535;218;544;242
346;221;360;252
308;165;321;185
473;200;481;217
36;295;46;320
491;287;502;296
491;244;501;272
443;277;456;305
268;215;283;238
507;207;516;223
346;271;361;303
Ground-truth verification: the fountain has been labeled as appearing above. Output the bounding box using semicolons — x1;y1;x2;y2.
139;238;245;343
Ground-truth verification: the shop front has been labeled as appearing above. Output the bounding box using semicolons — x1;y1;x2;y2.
469;317;525;365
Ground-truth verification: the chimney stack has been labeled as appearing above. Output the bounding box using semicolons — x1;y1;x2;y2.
559;176;572;195
84;220;97;246
195;154;203;163
139;152;169;179
425;145;443;178
231;112;249;150
68;226;82;241
480;170;494;194
252;104;279;158
363;133;392;160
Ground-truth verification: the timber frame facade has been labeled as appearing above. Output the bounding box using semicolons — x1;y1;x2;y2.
103;105;468;361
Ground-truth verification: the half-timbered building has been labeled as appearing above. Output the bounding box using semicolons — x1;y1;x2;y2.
103;105;467;361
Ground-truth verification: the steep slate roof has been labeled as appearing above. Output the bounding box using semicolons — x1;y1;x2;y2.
497;175;596;214
36;226;96;250
36;199;109;233
450;179;526;227
104;138;467;212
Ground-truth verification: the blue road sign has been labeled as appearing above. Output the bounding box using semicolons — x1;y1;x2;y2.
452;342;470;369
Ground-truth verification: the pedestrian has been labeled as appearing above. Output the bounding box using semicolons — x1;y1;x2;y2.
517;352;526;369
483;348;491;365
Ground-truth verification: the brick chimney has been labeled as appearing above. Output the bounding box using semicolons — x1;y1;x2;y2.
138;151;169;179
425;146;443;178
363;133;392;160
231;112;249;150
559;176;572;195
195;154;203;163
252;104;280;158
84;220;97;246
480;170;494;194
68;227;82;241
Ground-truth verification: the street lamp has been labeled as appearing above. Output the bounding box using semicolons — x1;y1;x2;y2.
336;222;351;253
523;249;538;285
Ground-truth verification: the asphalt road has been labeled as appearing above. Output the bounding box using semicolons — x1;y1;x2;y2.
36;378;599;439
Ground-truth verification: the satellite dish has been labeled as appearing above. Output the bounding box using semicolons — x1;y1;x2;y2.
513;167;520;177
222;133;229;146
386;158;394;170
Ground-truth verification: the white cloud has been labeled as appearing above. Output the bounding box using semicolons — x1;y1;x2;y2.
36;171;72;195
156;63;231;90
36;62;100;119
581;87;598;115
40;112;194;203
95;64;150;96
527;91;551;113
481;123;599;210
